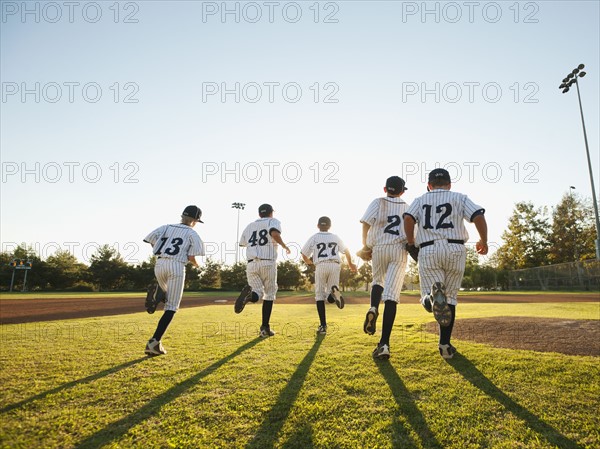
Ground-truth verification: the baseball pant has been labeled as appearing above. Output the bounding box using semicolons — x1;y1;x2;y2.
418;241;467;305
314;261;341;301
154;258;186;312
372;244;408;303
246;260;277;302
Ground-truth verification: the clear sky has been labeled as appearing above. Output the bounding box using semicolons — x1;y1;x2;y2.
1;0;599;266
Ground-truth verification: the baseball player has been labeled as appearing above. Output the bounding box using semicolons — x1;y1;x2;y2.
403;168;488;359
301;216;357;334
142;205;205;356
359;176;410;360
235;204;291;338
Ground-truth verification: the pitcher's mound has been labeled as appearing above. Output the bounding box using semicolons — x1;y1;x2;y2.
425;317;599;356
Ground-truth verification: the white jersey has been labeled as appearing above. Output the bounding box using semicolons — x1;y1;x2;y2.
360;197;409;247
144;224;204;263
404;189;484;246
301;232;348;265
240;218;282;261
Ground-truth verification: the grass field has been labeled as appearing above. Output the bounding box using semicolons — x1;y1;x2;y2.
1;303;598;449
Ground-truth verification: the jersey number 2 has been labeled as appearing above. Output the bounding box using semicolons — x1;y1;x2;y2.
384;215;401;235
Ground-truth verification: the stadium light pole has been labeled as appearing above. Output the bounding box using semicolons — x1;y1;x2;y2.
560;64;600;260
232;202;245;263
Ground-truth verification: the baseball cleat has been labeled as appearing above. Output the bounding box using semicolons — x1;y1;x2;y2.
145;284;166;314
372;343;390;360
431;282;452;327
421;295;433;313
331;286;345;309
234;285;253;314
259;325;275;338
363;307;379;335
316;325;327;335
326;294;336;304
439;344;457;359
145;338;167;356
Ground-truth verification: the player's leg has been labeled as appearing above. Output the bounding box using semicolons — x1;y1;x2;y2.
438;304;457;359
438;244;466;358
364;247;385;335
418;247;446;314
146;261;184;356
259;262;277;337
375;247;407;359
235;262;261;313
327;264;344;309
373;300;395;360
146;265;167;314
440;244;467;306
315;264;328;333
381;246;407;304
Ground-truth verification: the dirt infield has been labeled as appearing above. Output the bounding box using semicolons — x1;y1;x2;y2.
1;293;598;325
1;293;598;356
425;317;600;357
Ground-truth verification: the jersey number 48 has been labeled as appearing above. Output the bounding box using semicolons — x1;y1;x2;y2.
248;229;269;247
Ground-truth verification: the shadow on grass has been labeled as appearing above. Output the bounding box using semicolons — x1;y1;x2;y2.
1;357;148;414
279;421;314;449
74;338;264;449
376;361;444;449
245;334;324;449
449;353;583;449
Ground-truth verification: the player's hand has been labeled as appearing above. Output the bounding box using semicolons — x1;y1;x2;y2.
476;240;488;255
284;246;291;255
349;262;358;273
356;246;372;262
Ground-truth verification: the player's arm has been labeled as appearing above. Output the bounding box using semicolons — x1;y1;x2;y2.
239;228;248;247
344;249;357;272
472;213;488;255
188;235;204;268
143;226;163;247
270;229;291;254
403;213;416;245
301;253;314;266
361;222;371;247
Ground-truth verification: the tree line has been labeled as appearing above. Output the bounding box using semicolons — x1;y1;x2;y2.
0;244;375;293
493;192;597;269
2;192;595;292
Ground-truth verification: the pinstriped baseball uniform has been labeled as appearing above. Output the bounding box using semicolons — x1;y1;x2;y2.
240;217;282;302
144;224;204;311
301;232;348;302
404;189;485;305
360;197;409;302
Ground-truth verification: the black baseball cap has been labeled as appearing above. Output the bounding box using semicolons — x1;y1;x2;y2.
182;205;203;223
386;176;407;194
428;168;451;184
258;203;274;215
318;216;331;227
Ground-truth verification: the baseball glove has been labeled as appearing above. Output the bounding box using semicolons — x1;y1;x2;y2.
356;246;373;262
405;243;419;262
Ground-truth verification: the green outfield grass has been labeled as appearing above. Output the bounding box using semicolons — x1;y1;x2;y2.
1;303;598;449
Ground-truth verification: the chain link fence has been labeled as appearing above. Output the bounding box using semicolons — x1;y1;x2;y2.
509;260;600;291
